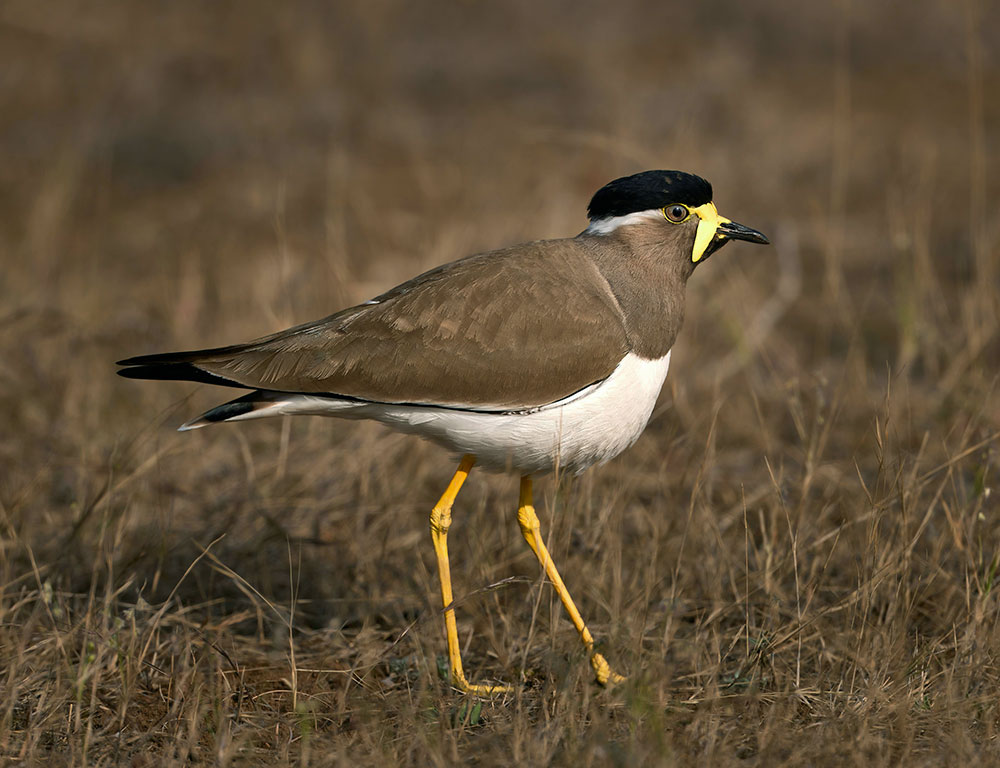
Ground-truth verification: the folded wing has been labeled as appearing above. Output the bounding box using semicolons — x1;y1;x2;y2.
117;239;630;411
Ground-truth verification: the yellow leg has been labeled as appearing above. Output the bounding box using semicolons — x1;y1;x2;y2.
516;476;624;686
429;455;509;695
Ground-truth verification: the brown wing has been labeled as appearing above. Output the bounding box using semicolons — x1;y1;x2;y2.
118;238;630;410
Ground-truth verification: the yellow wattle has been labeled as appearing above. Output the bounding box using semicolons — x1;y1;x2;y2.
690;202;731;263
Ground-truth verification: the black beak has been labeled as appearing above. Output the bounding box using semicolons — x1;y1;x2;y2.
699;219;770;262
717;220;770;245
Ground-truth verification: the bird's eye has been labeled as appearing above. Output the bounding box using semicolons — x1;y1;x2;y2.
663;204;689;223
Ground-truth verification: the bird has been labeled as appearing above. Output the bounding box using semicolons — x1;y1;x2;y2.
117;170;769;694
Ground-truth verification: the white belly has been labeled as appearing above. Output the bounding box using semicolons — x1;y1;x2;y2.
269;351;670;475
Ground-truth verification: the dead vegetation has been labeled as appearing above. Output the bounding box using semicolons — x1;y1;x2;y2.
1;0;998;764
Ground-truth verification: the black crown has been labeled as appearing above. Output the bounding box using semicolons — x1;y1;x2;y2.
587;170;713;220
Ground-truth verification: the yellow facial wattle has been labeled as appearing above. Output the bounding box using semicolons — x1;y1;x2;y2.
690;202;732;263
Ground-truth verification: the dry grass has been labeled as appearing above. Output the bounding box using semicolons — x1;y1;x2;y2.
2;1;999;765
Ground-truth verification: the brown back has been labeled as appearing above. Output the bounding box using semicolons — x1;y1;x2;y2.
186;239;632;409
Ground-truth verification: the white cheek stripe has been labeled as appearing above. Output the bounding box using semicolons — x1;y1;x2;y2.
584;209;665;235
586;202;730;264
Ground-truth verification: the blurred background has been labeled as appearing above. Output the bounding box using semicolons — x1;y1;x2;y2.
1;0;998;763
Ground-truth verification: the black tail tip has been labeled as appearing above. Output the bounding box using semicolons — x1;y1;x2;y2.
178;397;262;431
203;401;256;423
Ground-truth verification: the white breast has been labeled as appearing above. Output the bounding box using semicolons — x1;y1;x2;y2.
265;352;671;475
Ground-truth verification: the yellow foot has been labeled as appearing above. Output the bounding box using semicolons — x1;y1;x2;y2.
591;652;625;686
451;672;512;696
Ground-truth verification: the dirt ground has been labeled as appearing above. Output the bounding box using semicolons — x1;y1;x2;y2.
1;1;999;764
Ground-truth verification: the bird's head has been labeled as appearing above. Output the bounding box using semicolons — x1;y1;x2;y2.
584;170;769;271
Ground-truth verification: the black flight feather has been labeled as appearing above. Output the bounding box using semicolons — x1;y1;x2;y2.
116;362;251;389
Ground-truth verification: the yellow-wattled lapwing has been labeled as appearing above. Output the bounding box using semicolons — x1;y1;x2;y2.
118;170;769;694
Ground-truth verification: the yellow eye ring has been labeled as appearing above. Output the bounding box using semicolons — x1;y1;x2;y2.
662;204;690;223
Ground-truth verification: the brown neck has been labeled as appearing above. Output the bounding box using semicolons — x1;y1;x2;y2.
578;225;695;359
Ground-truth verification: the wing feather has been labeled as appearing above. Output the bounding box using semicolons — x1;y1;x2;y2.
118;239;630;410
